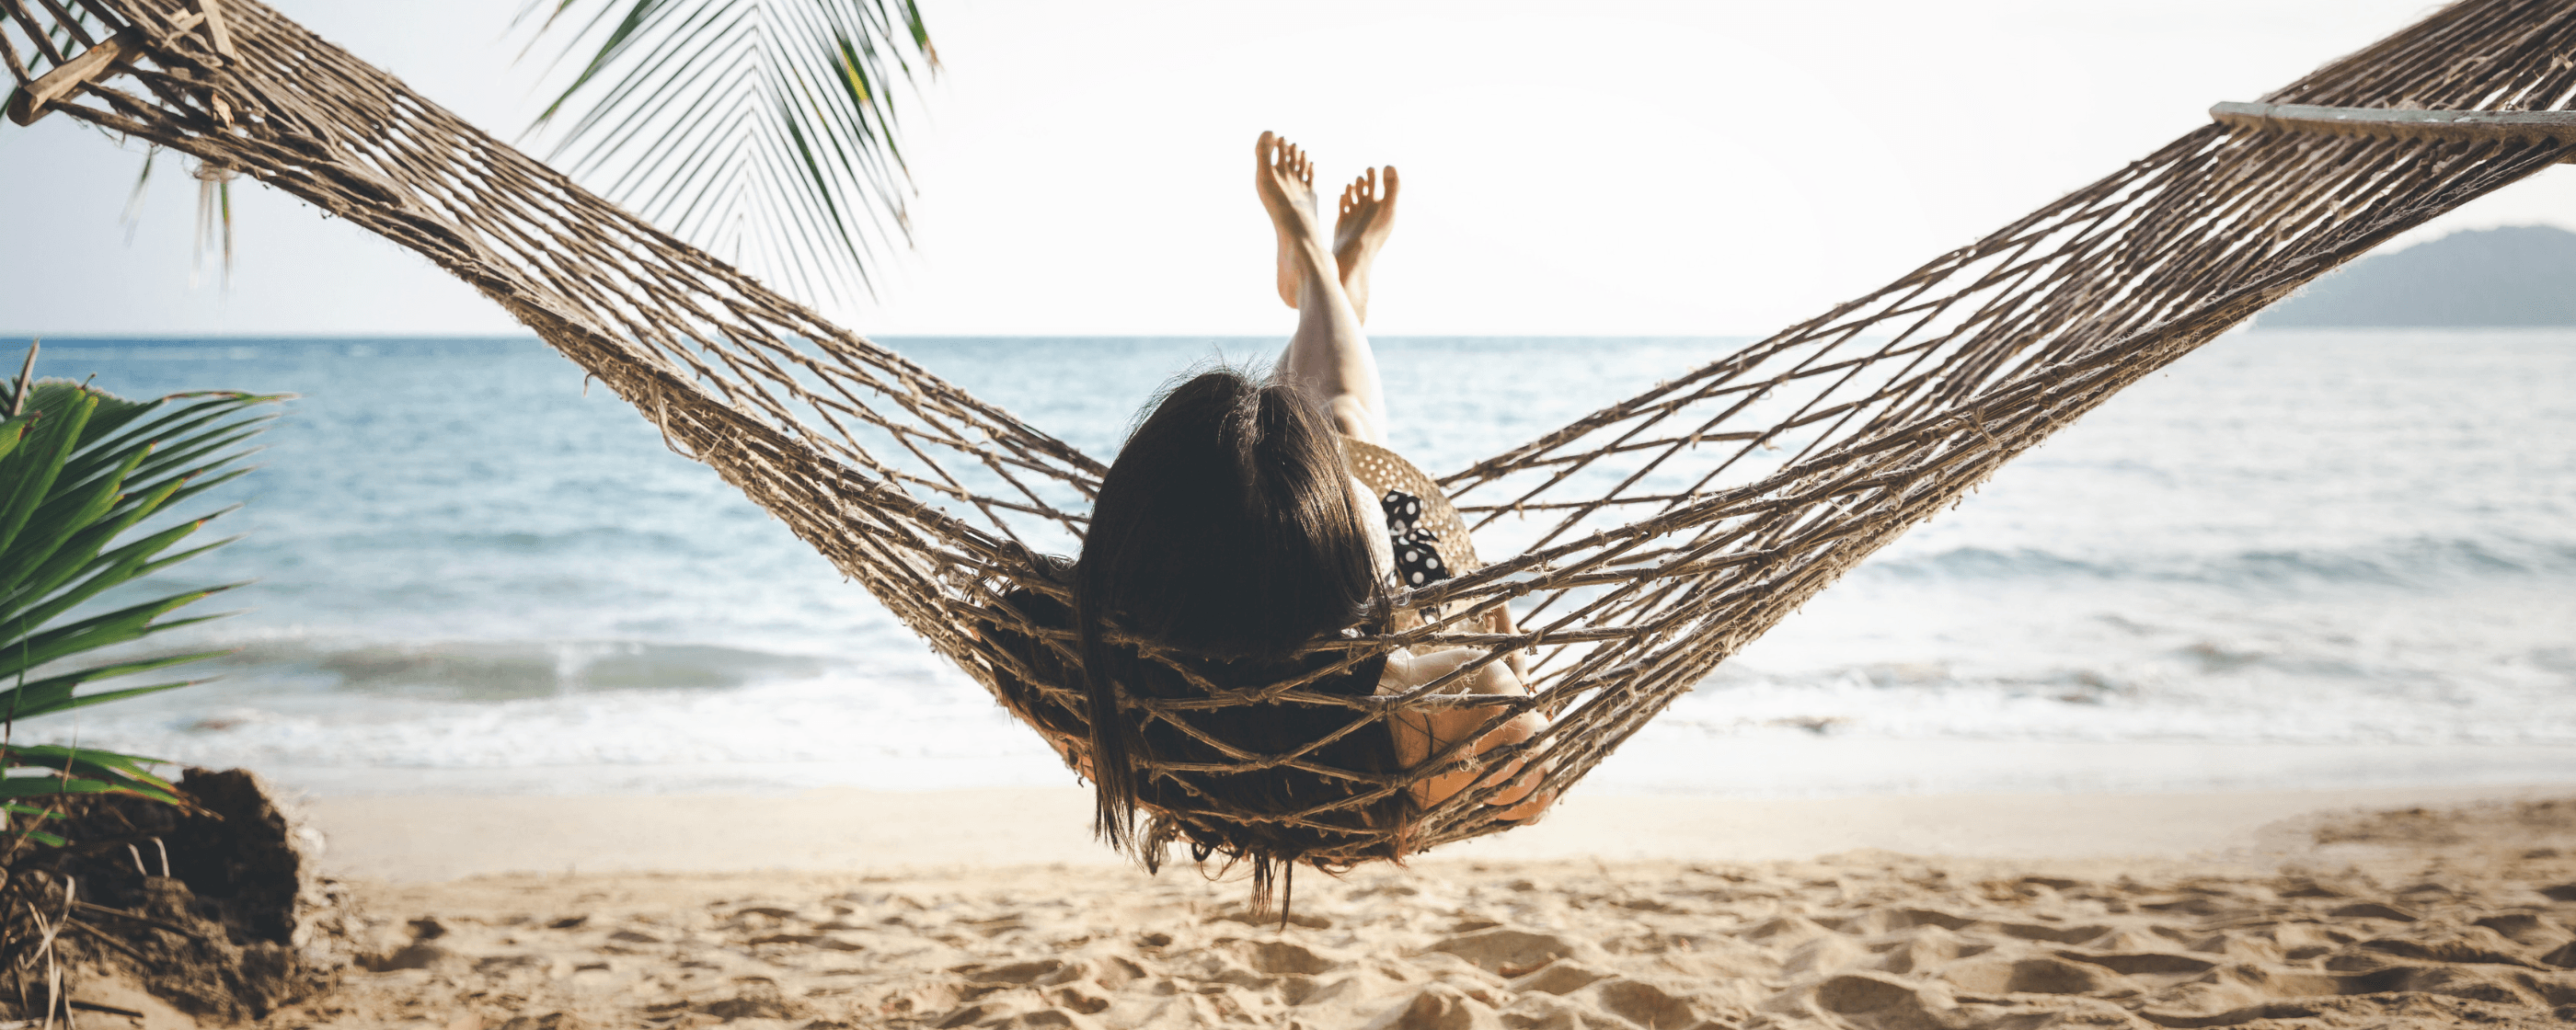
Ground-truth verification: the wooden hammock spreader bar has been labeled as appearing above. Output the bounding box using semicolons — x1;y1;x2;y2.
2213;100;2576;155
2;6;201;125
4;27;135;125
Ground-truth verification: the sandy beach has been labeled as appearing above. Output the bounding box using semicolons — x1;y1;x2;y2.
107;783;2552;1030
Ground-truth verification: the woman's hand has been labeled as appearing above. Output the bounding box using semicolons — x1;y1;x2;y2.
1481;602;1530;682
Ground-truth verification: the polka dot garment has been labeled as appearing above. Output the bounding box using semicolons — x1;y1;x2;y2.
1339;435;1481;591
1379;488;1449;589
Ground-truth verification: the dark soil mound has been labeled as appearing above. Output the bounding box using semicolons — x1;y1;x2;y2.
1;768;339;1023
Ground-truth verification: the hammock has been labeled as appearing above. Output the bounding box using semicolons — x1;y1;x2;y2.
11;0;2576;861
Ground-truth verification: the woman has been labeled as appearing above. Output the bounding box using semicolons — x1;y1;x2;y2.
984;133;1552;900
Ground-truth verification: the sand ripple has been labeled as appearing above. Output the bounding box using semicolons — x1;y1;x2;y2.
259;799;2576;1030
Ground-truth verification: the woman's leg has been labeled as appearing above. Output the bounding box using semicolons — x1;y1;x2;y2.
1331;165;1398;325
1257;137;1525;666
1256;132;1397;445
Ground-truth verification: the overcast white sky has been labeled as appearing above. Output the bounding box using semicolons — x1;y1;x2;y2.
5;0;2572;338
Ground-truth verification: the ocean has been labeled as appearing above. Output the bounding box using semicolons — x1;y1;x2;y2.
16;332;2576;798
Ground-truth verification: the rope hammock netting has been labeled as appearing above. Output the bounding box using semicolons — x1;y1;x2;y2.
10;0;2576;865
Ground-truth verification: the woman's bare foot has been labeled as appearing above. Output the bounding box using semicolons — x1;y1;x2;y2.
1260;132;1383;441
1256;132;1335;303
1333;166;1397;323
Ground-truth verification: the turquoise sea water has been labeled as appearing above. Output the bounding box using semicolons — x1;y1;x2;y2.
14;331;2576;796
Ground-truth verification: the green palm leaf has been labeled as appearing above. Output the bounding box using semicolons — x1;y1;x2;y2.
526;0;937;305
0;346;287;822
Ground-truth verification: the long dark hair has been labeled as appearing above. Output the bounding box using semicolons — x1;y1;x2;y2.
1071;369;1413;899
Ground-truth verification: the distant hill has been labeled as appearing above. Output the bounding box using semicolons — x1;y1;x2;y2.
2256;223;2576;327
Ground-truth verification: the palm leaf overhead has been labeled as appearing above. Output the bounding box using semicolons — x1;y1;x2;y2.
527;0;937;306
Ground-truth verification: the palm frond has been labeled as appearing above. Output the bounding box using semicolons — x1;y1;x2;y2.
0;344;287;829
526;0;937;306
